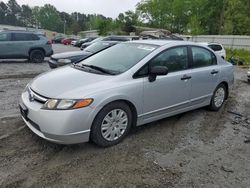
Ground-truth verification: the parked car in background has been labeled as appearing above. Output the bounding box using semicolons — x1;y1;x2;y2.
52;36;64;43
20;40;234;146
80;36;135;50
80;37;104;50
48;41;120;68
0;30;53;63
74;37;96;47
71;40;78;46
199;42;226;59
61;38;76;45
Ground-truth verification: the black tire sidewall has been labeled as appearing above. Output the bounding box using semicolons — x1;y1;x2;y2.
30;50;44;63
90;102;132;147
210;84;226;111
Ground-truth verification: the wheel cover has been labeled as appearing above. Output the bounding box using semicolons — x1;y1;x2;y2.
101;109;128;141
214;87;225;108
33;53;43;63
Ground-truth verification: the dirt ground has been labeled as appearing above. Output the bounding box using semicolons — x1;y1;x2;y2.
0;46;250;188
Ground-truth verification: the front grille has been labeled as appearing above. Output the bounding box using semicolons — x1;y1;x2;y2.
28;87;48;104
50;57;58;62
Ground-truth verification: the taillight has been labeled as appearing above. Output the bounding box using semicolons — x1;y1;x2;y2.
47;40;52;45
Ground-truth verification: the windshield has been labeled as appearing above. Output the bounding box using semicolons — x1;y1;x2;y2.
79;43;157;74
84;42;113;53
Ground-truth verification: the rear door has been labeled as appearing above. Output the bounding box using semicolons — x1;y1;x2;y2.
0;32;12;58
12;33;37;57
189;46;220;105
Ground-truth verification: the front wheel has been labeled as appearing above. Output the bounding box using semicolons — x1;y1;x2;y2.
209;84;227;111
90;102;132;147
29;50;44;63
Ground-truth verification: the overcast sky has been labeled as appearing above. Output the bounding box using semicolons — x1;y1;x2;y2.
2;0;141;18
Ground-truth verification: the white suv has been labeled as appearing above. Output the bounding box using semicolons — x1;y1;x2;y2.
199;42;226;59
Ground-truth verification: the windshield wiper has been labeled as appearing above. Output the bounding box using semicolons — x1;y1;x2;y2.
80;64;117;75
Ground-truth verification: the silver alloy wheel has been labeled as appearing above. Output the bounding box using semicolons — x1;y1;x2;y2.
101;109;128;141
214;87;225;108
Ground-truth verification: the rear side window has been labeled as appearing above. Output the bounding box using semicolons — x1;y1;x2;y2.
208;44;223;51
150;47;188;73
0;33;11;41
13;33;39;41
191;46;217;68
31;34;40;40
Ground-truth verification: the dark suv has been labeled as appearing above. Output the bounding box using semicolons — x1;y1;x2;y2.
0;30;53;63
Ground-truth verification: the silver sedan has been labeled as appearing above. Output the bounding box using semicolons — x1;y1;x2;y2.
20;40;234;146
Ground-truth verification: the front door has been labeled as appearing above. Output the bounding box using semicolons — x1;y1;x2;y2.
0;32;12;58
141;46;192;123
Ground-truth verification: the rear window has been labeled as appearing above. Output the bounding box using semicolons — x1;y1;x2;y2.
208;44;223;51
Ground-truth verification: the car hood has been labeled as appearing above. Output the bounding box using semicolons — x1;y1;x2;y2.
52;51;91;59
30;66;115;99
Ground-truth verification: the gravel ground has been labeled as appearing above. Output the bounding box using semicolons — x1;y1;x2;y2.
0;45;250;187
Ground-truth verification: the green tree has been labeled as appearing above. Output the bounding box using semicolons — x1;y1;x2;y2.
0;2;8;24
6;0;21;25
36;4;64;32
224;0;250;35
20;5;33;27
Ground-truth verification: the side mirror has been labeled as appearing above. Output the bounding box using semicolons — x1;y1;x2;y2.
148;66;168;82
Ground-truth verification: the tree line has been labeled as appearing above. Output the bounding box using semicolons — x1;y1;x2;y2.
0;0;250;35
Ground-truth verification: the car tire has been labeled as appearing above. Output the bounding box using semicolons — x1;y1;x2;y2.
209;84;227;111
90;102;132;147
29;50;45;63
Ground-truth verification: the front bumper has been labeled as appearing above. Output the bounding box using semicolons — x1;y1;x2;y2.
20;90;95;144
46;49;54;57
48;59;59;68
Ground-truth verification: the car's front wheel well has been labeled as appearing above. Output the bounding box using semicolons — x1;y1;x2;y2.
29;48;45;56
98;100;138;128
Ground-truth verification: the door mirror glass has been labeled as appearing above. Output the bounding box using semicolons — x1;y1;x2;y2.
149;66;168;82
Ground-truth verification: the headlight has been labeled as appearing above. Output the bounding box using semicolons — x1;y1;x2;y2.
57;59;72;64
42;98;93;110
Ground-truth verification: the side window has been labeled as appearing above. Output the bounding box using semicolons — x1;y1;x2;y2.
150;47;188;73
0;33;11;41
13;33;28;41
31;34;40;40
191;47;217;68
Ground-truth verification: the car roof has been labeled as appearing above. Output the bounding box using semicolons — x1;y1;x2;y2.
97;40;121;45
0;30;37;34
198;42;222;46
128;40;197;47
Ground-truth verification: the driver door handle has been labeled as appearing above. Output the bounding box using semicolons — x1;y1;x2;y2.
181;74;192;80
211;70;219;74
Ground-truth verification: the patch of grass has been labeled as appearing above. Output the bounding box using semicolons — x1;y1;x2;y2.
226;48;250;65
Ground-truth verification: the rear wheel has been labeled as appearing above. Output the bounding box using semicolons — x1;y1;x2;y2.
29;50;44;63
209;84;227;111
91;102;132;147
